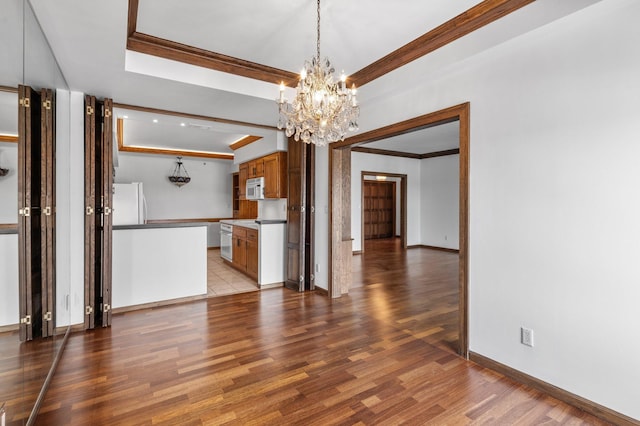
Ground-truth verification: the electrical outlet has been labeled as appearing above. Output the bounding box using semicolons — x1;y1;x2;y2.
315;264;319;272
521;327;534;347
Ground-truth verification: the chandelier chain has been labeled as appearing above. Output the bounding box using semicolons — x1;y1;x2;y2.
316;0;321;61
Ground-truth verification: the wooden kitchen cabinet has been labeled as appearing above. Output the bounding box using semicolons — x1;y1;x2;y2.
224;223;285;287
263;151;287;198
238;163;248;200
238;151;287;199
246;229;259;280
232;172;257;219
232;227;247;270
247;158;264;178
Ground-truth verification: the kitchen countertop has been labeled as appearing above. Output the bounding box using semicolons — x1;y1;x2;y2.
220;219;287;230
113;222;209;230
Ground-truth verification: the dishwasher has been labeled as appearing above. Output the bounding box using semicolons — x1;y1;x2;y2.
220;223;233;261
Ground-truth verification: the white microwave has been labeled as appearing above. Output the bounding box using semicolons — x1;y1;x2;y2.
246;177;264;200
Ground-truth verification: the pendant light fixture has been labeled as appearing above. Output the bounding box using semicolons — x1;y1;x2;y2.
276;0;359;146
168;157;190;187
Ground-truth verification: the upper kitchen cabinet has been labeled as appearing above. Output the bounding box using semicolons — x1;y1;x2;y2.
263;152;287;199
247;158;264;179
238;151;287;199
232;172;257;219
238;162;248;200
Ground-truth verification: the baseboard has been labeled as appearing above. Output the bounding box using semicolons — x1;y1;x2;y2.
207;246;220;250
54;323;85;335
0;323;19;333
408;244;459;254
352;250;362;255
111;294;208;314
314;287;329;296
469;352;639;426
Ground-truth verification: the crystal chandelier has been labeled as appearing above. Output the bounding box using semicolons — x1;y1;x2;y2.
277;0;359;146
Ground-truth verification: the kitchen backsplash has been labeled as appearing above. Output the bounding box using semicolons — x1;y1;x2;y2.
258;198;287;220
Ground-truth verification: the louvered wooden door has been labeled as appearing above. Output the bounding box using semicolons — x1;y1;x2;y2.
84;95;113;329
17;86;56;341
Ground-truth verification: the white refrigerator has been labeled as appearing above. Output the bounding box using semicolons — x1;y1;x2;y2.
112;182;146;225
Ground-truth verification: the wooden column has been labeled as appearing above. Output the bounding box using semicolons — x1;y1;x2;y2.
330;147;352;298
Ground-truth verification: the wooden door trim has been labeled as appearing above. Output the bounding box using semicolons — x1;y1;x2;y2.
330;102;470;357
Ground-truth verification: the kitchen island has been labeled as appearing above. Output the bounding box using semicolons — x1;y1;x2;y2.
112;223;207;311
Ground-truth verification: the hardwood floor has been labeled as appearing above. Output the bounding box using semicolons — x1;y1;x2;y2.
34;241;610;425
0;329;65;425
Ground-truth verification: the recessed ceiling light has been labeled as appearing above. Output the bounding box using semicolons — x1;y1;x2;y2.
122;115;128;119
153;119;158;123
180;122;186;127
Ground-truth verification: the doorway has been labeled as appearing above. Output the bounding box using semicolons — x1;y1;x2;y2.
329;102;469;357
360;172;407;253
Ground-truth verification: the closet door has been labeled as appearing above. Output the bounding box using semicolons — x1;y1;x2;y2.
101;98;113;327
17;86;56;340
286;140;315;291
18;85;41;341
84;95;113;329
40;88;56;337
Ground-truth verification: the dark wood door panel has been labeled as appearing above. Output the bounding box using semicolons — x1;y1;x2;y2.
18;86;56;340
363;181;395;240
84;95;113;329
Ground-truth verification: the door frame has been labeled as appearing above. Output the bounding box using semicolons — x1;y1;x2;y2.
329;102;470;357
361;172;406;252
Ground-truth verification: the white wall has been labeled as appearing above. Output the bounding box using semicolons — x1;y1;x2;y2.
0;142;17;223
115;153;233;220
233;130;285;164
350;152;421;252
420;155;459;250
0;234;18;326
316;0;640;419
68;91;85;326
314;146;329;290
115;153;233;247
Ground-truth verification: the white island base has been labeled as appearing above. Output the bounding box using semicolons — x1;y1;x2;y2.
112;224;207;311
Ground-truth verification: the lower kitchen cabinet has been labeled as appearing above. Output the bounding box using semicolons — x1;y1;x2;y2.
221;221;286;287
246;229;258;280
232;227;247;270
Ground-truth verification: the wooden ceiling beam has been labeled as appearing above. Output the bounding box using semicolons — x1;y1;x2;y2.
127;32;299;86
350;0;535;86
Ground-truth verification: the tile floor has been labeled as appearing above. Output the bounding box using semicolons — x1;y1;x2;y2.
207;248;259;297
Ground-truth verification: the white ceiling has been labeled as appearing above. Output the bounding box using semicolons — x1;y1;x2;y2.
364;121;460;154
27;0;602;156
136;0;483;75
113;107;273;155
